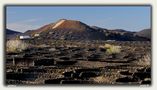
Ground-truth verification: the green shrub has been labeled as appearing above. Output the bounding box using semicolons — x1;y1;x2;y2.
6;40;29;53
104;44;121;54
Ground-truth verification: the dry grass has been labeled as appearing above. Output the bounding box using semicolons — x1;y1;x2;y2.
136;53;151;66
6;40;29;53
92;75;112;84
104;44;121;54
75;61;106;68
92;73;119;84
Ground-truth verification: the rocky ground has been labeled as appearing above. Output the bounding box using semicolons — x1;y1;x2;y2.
5;40;151;85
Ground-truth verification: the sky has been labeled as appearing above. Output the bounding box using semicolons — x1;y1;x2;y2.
6;6;151;33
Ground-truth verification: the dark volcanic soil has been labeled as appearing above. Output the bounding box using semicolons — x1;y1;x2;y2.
5;40;151;85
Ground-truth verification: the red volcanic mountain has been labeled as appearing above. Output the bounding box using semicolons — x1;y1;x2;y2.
25;19;90;35
24;19;150;41
25;19;106;40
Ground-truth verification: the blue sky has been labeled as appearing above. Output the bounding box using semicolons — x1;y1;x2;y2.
6;6;151;32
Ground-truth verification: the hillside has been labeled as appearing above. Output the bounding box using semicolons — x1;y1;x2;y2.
135;29;151;40
6;29;21;35
6;29;22;40
24;19;150;41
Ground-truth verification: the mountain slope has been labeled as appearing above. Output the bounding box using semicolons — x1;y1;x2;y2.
25;19;106;40
6;29;23;40
135;29;151;40
24;19;150;41
6;29;21;35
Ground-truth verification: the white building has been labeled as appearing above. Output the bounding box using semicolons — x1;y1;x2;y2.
34;33;40;37
19;35;31;39
106;40;116;42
